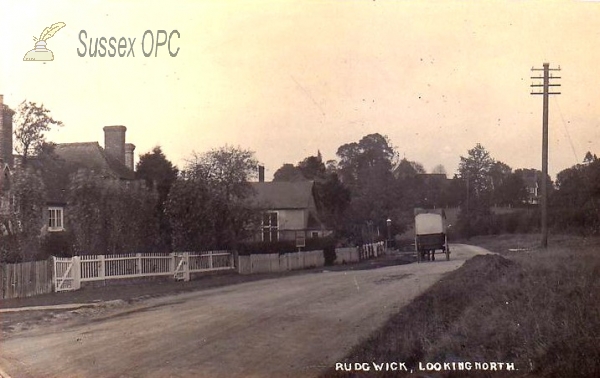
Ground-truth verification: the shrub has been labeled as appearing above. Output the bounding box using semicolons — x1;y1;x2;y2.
40;231;75;259
0;233;21;263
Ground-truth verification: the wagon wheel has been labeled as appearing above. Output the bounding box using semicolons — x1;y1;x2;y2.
431;250;435;261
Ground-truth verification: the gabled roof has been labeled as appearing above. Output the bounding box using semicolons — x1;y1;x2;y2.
22;142;136;204
250;181;316;210
54;142;135;180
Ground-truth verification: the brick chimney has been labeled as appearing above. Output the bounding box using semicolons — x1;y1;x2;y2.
125;143;136;171
258;165;265;182
0;95;14;167
103;126;127;165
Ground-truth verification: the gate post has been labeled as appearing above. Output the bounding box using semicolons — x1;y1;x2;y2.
170;252;175;275
72;256;81;290
99;255;105;280
183;253;190;281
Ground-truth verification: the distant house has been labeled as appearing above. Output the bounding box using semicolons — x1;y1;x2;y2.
250;180;330;242
521;170;539;205
0;94;138;233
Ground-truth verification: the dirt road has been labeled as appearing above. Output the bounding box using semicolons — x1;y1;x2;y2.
0;245;490;378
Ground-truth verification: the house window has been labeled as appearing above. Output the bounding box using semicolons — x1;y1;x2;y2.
48;207;64;231
311;231;319;239
262;212;278;242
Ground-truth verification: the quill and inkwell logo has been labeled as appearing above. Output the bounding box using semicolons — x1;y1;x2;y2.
23;22;66;61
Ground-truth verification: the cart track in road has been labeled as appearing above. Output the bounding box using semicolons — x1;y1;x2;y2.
0;244;491;378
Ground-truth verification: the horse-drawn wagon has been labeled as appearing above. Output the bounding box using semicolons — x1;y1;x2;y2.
414;208;450;262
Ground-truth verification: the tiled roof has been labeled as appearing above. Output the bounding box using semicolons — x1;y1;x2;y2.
54;142;135;180
24;142;135;204
250;181;316;210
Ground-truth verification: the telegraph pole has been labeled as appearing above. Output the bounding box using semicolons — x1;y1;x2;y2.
531;63;561;248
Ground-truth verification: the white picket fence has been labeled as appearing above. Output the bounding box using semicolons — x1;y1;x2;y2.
359;241;385;260
54;251;234;292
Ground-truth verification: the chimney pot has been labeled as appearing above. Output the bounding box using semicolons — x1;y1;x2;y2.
125;143;136;171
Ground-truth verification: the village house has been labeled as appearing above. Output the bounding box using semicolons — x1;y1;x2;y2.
251;166;330;242
0;95;137;233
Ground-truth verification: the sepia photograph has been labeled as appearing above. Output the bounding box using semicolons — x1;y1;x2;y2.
1;1;599;377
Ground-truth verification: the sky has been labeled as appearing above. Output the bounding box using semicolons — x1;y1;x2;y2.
1;0;600;181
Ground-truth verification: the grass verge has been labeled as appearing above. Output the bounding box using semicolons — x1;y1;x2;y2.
322;234;600;377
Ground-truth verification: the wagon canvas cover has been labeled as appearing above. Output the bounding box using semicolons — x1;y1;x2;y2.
414;208;447;235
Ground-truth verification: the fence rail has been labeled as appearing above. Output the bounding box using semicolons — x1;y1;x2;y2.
1;259;53;299
54;251;235;292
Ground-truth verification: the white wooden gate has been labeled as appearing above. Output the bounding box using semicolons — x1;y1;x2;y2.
53;256;80;292
173;253;189;281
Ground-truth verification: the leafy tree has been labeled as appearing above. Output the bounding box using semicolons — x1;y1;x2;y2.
0;167;46;262
551;158;600;233
393;158;425;211
335;134;399;241
165;178;214;250
489;161;513;206
458;143;495;208
394;158;425;179
314;172;351;230
495;172;527;207
13;101;63;165
273;163;305;182
67;171;160;255
297;152;327;180
337;133;397;189
185;145;258;193
136;146;179;250
167;146;261;250
136;146;178;201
